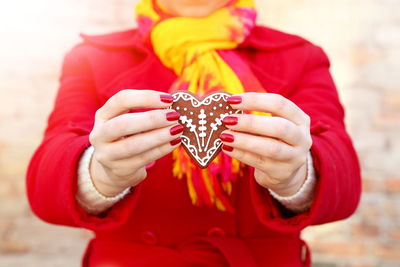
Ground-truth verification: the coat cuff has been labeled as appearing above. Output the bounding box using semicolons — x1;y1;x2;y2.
54;135;143;231
268;152;316;213
76;146;131;215
248;144;324;233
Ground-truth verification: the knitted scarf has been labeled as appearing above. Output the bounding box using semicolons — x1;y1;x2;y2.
136;0;265;212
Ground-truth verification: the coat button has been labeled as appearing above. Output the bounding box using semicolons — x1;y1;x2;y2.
207;227;226;237
141;231;159;246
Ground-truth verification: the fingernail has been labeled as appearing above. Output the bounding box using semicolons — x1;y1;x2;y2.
160;95;174;104
227;96;242;105
220;133;234;143
222;145;234;152
166;112;180;121
170;137;182;146
222;116;238;126
170;125;184;135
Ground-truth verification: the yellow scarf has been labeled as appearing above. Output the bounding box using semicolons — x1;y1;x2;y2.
136;0;264;212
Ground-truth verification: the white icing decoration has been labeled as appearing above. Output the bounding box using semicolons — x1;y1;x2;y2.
198;109;207;148
171;92;242;167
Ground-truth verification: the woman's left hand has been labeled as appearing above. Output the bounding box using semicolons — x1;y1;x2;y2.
221;93;313;197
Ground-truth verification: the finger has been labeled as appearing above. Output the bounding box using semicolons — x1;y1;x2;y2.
100;109;180;142
110;140;181;176
96;90;174;121
220;130;299;161
228;93;310;126
103;124;184;161
221;145;294;180
222;114;303;146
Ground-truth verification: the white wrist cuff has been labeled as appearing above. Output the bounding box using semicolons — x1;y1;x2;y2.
268;151;317;213
76;146;130;215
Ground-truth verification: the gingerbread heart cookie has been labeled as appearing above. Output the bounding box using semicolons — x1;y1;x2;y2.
170;91;242;168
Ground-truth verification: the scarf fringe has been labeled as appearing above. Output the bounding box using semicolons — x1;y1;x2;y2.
173;148;243;213
137;0;261;212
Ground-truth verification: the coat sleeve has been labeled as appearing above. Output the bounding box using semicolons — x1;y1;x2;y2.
249;44;362;232
26;45;142;231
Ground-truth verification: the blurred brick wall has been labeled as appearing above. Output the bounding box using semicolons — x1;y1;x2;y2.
0;0;399;266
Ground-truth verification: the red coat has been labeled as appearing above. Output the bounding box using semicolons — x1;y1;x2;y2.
26;26;361;266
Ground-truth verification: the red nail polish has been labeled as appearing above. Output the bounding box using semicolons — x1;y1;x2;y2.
220;133;234;143
222;145;234;152
170;125;184;135
160;95;174;104
170;137;182;146
166;112;180;121
227;96;242;105
222;116;238;126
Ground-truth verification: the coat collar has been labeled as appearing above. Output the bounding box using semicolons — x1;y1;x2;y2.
79;26;308;51
80;26;307;95
80;29;142;49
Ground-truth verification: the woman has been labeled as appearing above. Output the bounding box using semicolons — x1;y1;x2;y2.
27;0;361;266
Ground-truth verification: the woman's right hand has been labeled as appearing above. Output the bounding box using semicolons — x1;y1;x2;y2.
88;89;183;197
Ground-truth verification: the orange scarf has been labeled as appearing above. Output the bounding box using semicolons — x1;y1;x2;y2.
136;0;265;212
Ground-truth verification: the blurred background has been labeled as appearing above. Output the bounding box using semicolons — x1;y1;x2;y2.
0;0;399;266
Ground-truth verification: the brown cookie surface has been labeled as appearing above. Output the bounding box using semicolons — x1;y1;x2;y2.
171;91;242;168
